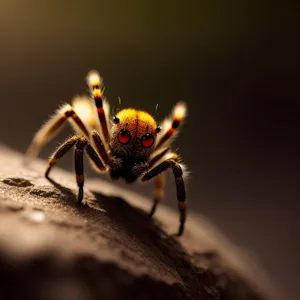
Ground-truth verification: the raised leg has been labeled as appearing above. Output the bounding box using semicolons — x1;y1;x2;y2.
26;104;89;159
141;155;187;236
154;102;187;150
87;71;110;143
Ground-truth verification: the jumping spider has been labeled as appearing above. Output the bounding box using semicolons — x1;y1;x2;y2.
26;71;188;235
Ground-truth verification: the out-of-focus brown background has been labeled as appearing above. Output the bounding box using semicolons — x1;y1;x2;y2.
0;1;299;299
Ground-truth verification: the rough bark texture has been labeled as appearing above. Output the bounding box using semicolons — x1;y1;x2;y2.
0;144;272;300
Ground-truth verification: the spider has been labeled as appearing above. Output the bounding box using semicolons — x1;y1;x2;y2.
26;71;188;236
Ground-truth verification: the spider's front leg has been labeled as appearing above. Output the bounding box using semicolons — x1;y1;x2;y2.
141;155;187;236
45;135;106;202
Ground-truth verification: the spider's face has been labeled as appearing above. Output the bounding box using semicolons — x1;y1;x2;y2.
109;109;160;160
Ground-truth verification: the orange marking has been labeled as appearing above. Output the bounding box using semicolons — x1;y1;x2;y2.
175;177;184;183
172;153;179;160
87;71;101;87
49;158;57;165
167;128;175;135
178;202;186;210
93;89;102;98
76;175;84;185
174;114;183;122
97;107;104;115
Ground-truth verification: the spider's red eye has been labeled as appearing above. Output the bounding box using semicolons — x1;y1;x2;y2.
118;129;131;144
141;133;154;148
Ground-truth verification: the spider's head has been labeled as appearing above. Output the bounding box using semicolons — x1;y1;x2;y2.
109;109;161;160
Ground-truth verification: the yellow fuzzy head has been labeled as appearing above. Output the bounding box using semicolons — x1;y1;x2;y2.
110;108;160;159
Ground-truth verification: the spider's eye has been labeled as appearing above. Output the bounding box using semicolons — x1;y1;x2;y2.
113;116;120;124
118;129;131;144
141;133;154;148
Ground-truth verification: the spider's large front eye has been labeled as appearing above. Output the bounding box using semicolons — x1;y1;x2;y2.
141;133;154;148
118;129;131;144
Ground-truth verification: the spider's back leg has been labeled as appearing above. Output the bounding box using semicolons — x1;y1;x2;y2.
26;104;90;159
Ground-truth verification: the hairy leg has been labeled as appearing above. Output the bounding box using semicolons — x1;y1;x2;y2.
141;156;187;236
149;173;165;217
26;104;89;159
45;136;106;202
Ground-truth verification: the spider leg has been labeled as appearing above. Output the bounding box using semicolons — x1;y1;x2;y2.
149;173;165;217
45;136;106;202
26;104;89;159
91;130;109;164
141;154;187;236
75;137;107;202
75;138;85;202
87;71;110;144
45;136;78;178
126;147;170;181
154;102;187;150
146;148;172;216
148;147;169;169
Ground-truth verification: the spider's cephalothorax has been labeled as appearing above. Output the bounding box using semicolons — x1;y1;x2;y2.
26;70;188;236
109;109;160;183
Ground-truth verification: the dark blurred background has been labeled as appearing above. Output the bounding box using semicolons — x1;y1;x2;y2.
0;1;299;299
